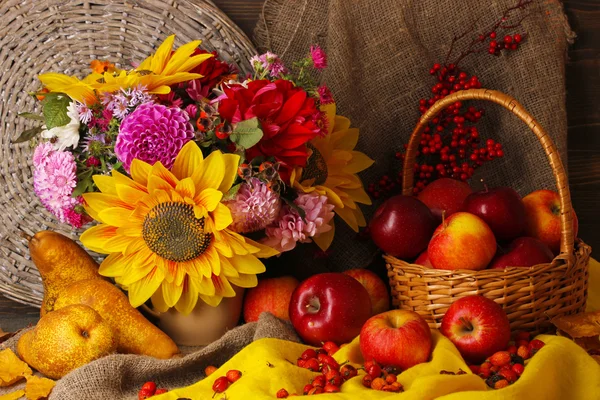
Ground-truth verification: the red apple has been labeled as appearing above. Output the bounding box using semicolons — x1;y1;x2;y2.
440;295;511;363
417;178;472;222
462;186;526;242
428;212;497;271
523;189;579;255
414;251;433;268
289;273;372;346
369;195;437;259
243;276;299;322
343;269;390;315
360;310;432;370
490;237;554;269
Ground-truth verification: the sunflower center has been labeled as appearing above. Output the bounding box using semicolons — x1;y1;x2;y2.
301;143;328;185
142;202;212;262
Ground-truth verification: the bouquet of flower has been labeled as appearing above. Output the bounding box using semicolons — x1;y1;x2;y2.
16;36;373;313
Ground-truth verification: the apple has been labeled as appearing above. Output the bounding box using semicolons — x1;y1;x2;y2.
414;251;433;268
523;189;579;255
289;273;372;346
417;178;472;222
243;276;299;322
360;310;432;370
428;212;497;271
490;237;554;269
343;269;390;315
462;186;526;242
440;295;511;363
369;195;437;259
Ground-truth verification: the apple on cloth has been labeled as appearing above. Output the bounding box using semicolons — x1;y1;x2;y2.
428;212;497;270
369;195;437;259
243;276;299;322
490;237;554;269
440;295;511;363
343;269;390;315
523;189;579;255
359;310;433;370
289;273;372;346
417;178;473;222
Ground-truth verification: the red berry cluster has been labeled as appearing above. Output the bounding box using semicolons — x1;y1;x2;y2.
361;360;403;393
137;381;168;399
468;332;545;389
211;369;242;396
277;342;355;397
488;32;525;55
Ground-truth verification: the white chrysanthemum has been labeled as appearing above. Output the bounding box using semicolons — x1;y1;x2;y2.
41;99;81;150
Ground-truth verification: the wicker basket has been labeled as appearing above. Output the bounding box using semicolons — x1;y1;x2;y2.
0;0;257;308
386;88;591;334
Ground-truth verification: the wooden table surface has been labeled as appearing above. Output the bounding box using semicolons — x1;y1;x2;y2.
1;0;598;329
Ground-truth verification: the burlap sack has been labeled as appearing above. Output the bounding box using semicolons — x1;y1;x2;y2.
0;313;299;399
255;0;575;276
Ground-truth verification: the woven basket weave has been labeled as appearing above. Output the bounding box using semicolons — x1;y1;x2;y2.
0;0;256;308
386;89;591;334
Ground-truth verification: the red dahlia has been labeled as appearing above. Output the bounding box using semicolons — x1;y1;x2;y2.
218;79;324;182
186;49;234;100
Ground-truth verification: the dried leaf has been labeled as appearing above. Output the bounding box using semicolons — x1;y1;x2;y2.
25;375;56;400
0;328;16;344
0;349;32;387
0;389;26;400
552;310;600;338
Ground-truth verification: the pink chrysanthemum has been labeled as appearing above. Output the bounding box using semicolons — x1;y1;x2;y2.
224;178;282;233
114;102;195;171
33;142;54;168
33;145;79;224
263;193;334;252
310;45;327;70
63;201;91;229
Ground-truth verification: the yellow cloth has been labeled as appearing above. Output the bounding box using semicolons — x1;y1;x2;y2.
160;260;600;400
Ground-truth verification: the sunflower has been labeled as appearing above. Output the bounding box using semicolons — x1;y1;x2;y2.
290;103;374;250
80;141;278;313
39;35;213;104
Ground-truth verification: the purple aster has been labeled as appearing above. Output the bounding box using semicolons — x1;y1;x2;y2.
75;102;93;124
114;102;195;171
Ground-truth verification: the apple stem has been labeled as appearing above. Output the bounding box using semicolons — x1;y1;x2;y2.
441;210;447;228
481;179;488;193
459;317;474;332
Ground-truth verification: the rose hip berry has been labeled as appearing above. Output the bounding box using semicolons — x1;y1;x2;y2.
141;382;156;394
301;349;318;360
204;366;218;376
304;358;320;372
367;363;382;379
528;339;545;355
324;384;341;393
138;389;154;400
340;364;358;380
362;374;373;388
303;384;314;394
489;351;511;367
276;388;289;398
226;370;242;383
312;375;326;388
512;363;525;376
323;341;339;355
371;377;386;390
154;388;168;395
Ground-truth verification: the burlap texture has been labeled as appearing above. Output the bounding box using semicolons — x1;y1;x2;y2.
255;0;575;276
0;313;299;399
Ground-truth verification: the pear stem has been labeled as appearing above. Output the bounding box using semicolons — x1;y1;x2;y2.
459;317;474;332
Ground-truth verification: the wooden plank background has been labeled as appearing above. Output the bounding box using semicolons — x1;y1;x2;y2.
1;0;598;327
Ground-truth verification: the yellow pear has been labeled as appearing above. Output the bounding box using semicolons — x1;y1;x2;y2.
54;279;179;359
17;304;116;379
28;231;102;316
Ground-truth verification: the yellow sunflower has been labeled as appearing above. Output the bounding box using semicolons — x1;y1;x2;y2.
39;35;212;104
80;141;278;314
290;103;374;251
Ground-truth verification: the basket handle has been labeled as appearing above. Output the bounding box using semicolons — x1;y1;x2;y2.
402;89;575;261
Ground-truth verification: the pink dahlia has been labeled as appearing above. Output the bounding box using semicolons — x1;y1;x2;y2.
263;193;334;252
224;178;281;233
33;144;79;224
114;102;195;171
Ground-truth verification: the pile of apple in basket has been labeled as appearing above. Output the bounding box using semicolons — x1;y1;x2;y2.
370;179;575;271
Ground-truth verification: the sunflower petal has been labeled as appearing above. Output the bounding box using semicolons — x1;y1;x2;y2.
176;177;196;199
335;204;360;232
162;280;184;308
98;207;134;227
130;159;153;186
128;266;165;307
80;224;119;253
345;152;375;174
228;273;258;289
331;127;359;151
102;234;136;253
195;188;223;212
162;40;203;75
171;141;204;180
228;254;266;274
212;203;233;231
98;253;126;277
313;222;335;251
199;293;222;307
93;175;117;194
191;275;215;296
192;151;226;193
116;184;146;204
218;154;241;193
151;289;170;313
174;277;199;314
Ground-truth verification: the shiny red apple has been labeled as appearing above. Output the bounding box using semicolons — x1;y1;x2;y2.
360;310;432;370
490;237;554;269
243;276;299;322
414;251;433;268
462;186;526;242
369;195;436;259
417;178;472;222
289;273;372;346
440;295;511;363
343;269;390;315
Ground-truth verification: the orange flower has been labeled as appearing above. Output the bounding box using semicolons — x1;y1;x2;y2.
90;60;116;74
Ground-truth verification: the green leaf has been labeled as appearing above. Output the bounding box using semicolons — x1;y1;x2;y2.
18;112;45;121
72;177;93;197
223;183;242;201
229;117;263;149
43;94;71;129
12;126;43;143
